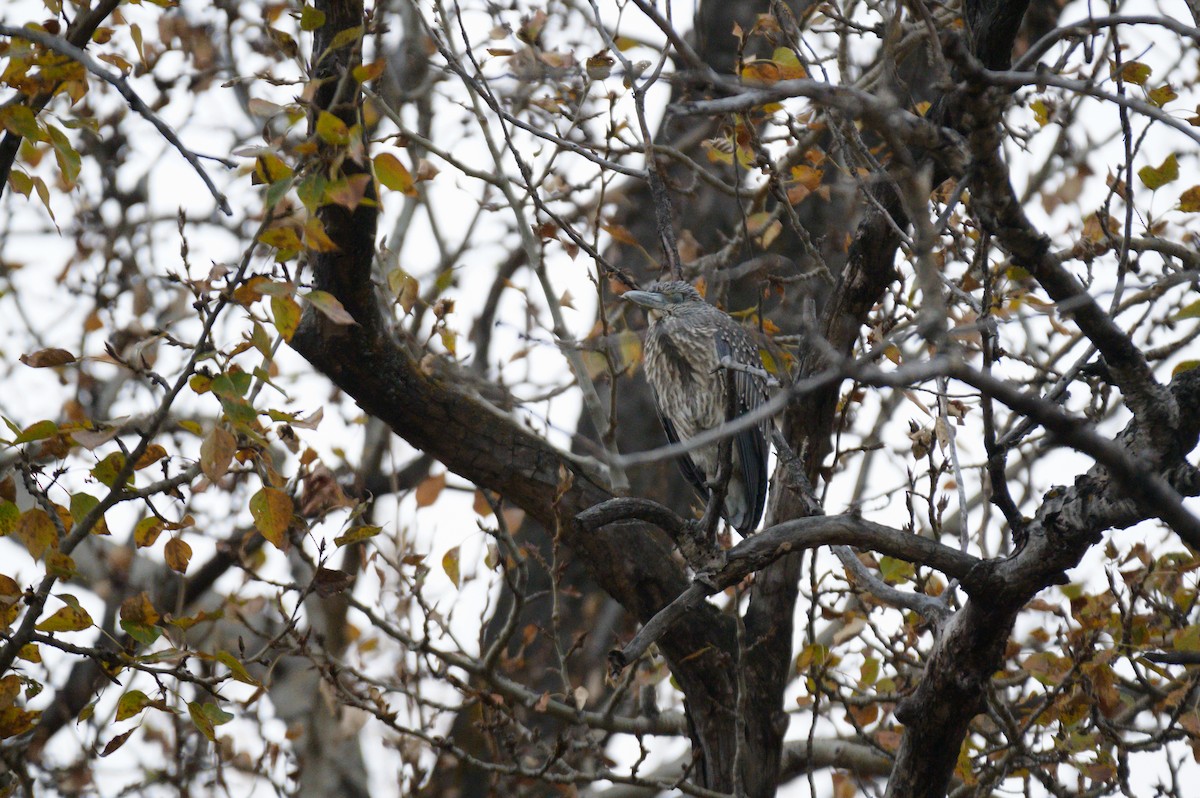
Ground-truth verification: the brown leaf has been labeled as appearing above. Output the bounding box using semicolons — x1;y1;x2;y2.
19;347;76;368
134;443;168;470
164;537;192;573
299;464;351;517
200;425;236;483
415;473;446;508
313;567;353;597
472;490;495;516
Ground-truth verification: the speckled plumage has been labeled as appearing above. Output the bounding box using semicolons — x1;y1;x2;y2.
624;281;770;534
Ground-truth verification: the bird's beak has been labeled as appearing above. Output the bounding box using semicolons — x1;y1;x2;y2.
621;290;667;310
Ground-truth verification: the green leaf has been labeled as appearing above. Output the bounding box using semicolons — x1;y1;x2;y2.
860;656;880;686
120;619;162;646
69;492;107;536
1175;625;1200;652
1138;153;1178;190
879;556;915;584
211;371;252;398
45;551;76;579
45;124;81;186
188;701;233;741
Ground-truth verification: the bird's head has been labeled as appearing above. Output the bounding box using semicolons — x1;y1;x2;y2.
621;281;703;320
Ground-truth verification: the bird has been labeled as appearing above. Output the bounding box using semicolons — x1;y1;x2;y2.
622;280;770;535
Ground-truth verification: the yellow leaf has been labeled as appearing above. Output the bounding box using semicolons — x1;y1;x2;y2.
36;604;93;633
770;47;806;79
353;59;386;83
134;517;165;549
1138;153;1178;190
1030;99;1051;126
387;269;420;313
315;110;349;145
1115;60;1151;86
302;216;338;252
1179;185;1200;212
1148;84;1177;108
116;690;150;721
442;545;461;587
745;212;773;235
757;219;782;249
250;487;293;547
333;525;381;547
271;295;302;342
374;152;416;196
257;226;302;252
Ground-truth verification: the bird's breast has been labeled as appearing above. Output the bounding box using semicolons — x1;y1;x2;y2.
645;324;724;437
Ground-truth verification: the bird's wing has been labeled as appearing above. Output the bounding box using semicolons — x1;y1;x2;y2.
649;385;709;498
715;332;770;533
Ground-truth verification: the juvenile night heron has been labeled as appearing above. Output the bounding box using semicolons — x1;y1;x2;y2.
623;281;770;534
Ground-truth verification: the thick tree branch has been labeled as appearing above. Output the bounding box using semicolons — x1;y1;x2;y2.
597;505;981;675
